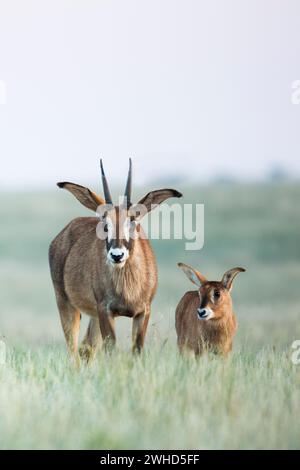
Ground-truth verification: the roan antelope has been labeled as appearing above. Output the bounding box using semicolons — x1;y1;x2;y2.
49;159;182;363
175;263;245;357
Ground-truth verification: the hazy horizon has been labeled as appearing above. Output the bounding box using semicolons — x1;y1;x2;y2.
1;0;300;189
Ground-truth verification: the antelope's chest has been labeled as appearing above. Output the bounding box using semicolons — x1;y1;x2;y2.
104;274;147;316
106;290;145;317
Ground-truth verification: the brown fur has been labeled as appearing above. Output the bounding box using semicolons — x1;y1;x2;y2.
49;216;157;360
175;263;245;357
49;166;182;362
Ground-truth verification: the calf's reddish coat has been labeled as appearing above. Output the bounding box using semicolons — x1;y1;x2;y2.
175;263;245;357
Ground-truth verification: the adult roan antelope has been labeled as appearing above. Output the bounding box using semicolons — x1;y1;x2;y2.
49;159;182;363
176;263;245;357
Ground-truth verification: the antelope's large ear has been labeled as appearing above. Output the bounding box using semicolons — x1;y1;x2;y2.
135;188;182;215
177;262;207;287
57;182;105;212
221;267;246;291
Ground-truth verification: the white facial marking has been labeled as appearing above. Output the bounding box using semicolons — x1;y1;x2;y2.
110;247;126;256
197;307;215;321
123;218;131;242
106;217;114;242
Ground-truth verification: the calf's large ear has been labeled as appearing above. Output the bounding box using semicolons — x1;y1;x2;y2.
57;182;105;212
221;267;246;291
177;262;207;287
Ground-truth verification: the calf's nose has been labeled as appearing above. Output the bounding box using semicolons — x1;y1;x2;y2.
197;308;208;318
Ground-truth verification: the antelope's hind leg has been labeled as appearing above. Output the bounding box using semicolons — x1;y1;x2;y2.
57;298;81;367
79;317;102;363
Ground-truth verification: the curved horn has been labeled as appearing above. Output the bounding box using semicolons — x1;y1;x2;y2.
100;159;113;204
123;158;132;208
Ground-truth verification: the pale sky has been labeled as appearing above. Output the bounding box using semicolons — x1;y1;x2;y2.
0;0;299;189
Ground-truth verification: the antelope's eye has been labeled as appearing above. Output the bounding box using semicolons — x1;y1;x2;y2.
214;290;221;299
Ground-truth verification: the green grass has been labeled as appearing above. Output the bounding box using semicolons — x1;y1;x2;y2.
1;345;299;450
0;182;300;448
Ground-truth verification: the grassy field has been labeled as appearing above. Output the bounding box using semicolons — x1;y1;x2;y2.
0;182;300;449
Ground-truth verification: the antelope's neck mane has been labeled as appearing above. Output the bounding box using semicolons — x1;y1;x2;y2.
109;242;146;305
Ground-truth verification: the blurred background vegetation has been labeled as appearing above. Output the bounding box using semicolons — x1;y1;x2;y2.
0;181;299;352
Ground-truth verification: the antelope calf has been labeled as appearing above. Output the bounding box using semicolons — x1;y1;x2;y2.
175;263;245;357
49;159;182;363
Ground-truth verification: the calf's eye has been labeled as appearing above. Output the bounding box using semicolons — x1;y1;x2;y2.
214;290;221;299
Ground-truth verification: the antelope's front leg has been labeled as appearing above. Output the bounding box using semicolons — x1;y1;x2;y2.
98;305;116;352
132;305;150;354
